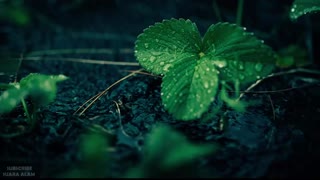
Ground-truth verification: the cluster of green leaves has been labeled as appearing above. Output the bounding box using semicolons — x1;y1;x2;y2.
125;125;219;178
0;73;68;137
0;73;68;114
58;124;219;178
57;132;110;178
135;18;276;120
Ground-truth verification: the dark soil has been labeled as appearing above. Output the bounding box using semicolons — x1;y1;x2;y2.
1;0;320;178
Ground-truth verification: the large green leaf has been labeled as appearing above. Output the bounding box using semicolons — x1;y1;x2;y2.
162;58;219;120
290;0;320;20
202;22;275;84
135;19;276;120
135;18;202;75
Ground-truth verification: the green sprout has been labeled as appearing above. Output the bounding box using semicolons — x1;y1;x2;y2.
134;18;276;120
0;73;68;137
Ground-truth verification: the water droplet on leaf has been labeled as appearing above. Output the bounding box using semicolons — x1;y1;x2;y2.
255;63;263;72
150;56;156;62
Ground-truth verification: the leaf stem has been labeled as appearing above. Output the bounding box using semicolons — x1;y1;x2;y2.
236;0;244;26
20;98;32;122
212;0;223;22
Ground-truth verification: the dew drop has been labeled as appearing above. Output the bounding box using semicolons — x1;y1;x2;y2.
243;27;247;31
163;64;171;72
238;62;244;70
155;39;159;42
239;74;245;80
150;56;156;62
206;68;210;71
151;51;162;56
214;61;227;68
161;92;164;96
255;63;263;72
179;92;183;97
200;104;204;107
208;89;212;93
256;75;261;79
144;43;149;48
204;82;209;88
160;61;165;65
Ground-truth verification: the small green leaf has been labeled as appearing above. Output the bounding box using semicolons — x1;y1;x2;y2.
20;73;68;106
135;18;202;75
162;59;219;120
0;85;27;114
290;0;320;20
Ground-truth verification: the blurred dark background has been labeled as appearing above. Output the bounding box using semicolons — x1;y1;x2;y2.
0;0;319;64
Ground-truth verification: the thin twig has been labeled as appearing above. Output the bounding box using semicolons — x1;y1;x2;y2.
212;0;223;22
26;48;134;56
14;53;24;83
23;56;140;66
237;68;320;100
75;69;143;116
235;83;318;94
267;95;276;122
73;93;101;115
112;100;131;138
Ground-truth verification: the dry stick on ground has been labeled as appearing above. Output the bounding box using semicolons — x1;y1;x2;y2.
26;48;134;56
237;68;320;101
14;53;24;83
267;95;276;122
112;100;131;138
75;69;144;116
266;95;276;150
24;56;140;66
